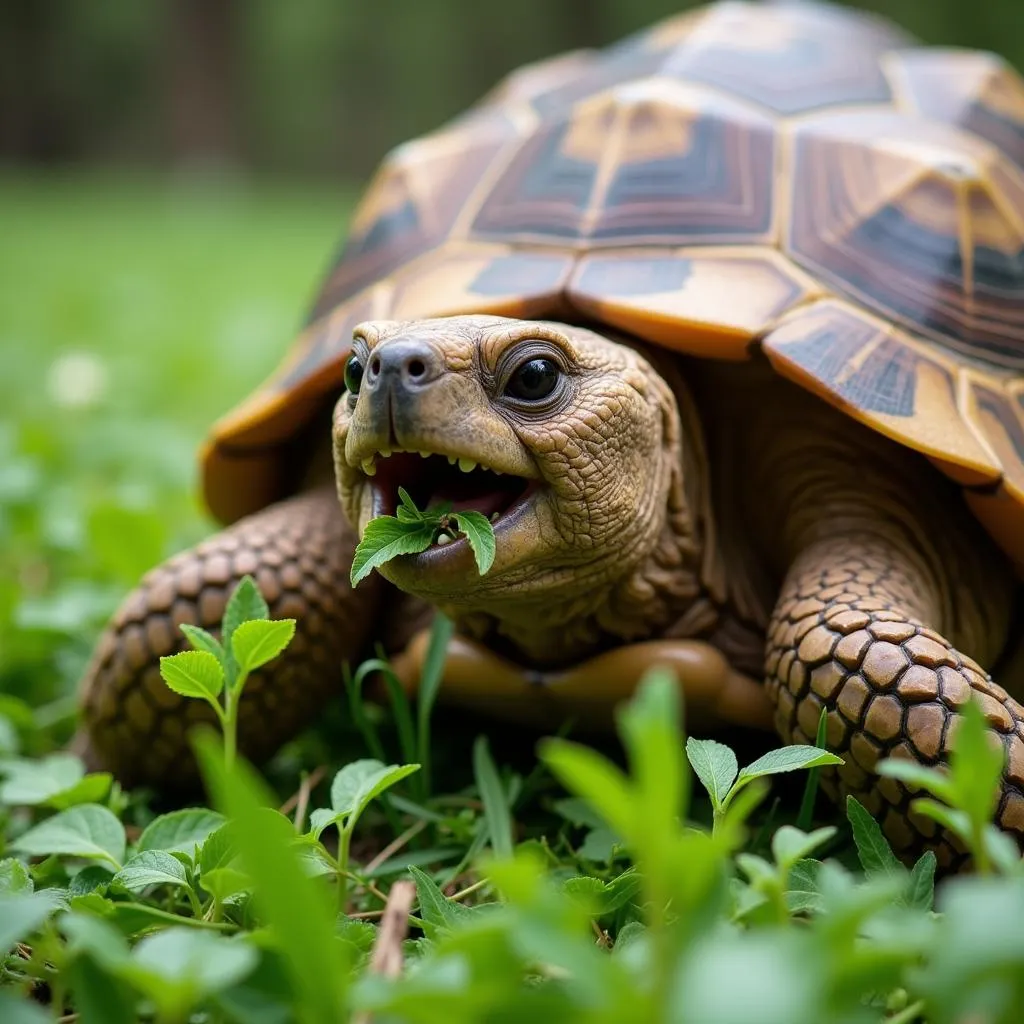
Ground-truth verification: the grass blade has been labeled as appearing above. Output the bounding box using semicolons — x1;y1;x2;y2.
796;707;829;831
416;613;454;799
473;735;514;859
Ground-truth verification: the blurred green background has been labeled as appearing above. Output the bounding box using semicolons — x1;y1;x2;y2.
1;0;1022;723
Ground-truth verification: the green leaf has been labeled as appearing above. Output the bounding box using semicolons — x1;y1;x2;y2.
220;576;270;688
949;698;1005;825
350;517;437;586
61;911;131;969
68;866;113;898
180;623;225;662
785;859;824;915
451;510;496;575
198;821;237;875
737;853;776;887
0;992;51;1024
65;957;137;1024
0;753;81;804
329;759;421;827
0;890;65;953
407;865;474;936
194;732;348;1024
578;826;620;863
307;807;342;840
617;668;686;844
11;804;126;868
0;857;33;895
0;753;109;809
201;866;253;901
47;773;113;810
846;795;902;877
735;745;843;788
159;650;225;701
771;826;836;869
112;850;189;893
337;917;378;960
212;948;293;1024
540;739;635;841
230;617;296;674
396;486;430;522
222;576;270;637
473;735;514;859
909;798;970;838
905;851;936;910
563;868;643;916
686;737;738;811
138;808;226;859
124;927;258;1021
877;758;956;804
553;797;606;830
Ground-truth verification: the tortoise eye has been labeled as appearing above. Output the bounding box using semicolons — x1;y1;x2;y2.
505;357;560;402
344;355;364;394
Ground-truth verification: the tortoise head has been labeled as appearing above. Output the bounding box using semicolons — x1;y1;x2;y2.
332;314;694;635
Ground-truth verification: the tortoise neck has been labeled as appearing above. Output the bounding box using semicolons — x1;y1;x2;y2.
445;363;724;666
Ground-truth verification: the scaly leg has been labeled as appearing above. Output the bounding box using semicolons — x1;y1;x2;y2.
78;487;383;787
768;532;1024;869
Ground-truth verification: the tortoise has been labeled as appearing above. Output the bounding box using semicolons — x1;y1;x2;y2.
78;0;1024;868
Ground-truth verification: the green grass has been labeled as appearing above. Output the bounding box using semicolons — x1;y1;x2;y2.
0;173;353;712
4;174;1024;1024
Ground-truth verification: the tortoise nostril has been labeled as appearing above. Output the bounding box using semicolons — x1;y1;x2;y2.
369;355;381;375
407;358;426;378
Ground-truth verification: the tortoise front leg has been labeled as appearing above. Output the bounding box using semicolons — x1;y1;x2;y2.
78;486;384;787
768;532;1024;869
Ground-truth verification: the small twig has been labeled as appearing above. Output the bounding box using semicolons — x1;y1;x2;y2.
364;818;428;875
341;869;390;906
590;920;611;948
353;880;416;1024
279;764;327;818
348;908;387;921
449;877;487;903
292;772;315;833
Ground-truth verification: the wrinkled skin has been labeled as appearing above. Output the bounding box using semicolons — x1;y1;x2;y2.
80;315;1024;868
333;316;710;665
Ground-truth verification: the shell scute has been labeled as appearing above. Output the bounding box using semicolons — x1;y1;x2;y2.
659;0;906;115
471;79;775;246
762;299;1002;482
309;110;522;319
786;110;1024;367
569;248;815;357
888;49;1024;171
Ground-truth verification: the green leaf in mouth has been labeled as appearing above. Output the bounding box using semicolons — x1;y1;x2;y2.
349;489;497;586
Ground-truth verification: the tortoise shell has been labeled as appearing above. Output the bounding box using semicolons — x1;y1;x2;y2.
203;0;1024;571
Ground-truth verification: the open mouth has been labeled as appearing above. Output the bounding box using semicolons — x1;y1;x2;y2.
362;451;536;525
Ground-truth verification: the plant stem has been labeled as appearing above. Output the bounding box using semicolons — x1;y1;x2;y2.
886;998;926;1024
221;670;248;772
972;821;991;875
338;826;353;913
185;886;204;918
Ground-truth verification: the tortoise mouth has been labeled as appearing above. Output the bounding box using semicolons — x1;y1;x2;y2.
368;452;536;523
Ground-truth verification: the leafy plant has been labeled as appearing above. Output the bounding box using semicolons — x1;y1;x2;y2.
350;487;496;586
157;575;295;769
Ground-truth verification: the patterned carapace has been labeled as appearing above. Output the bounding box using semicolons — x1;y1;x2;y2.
203;0;1024;576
